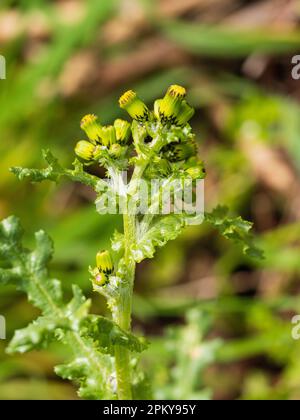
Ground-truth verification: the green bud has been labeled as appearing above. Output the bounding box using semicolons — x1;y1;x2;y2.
119;90;149;122
176;100;195;126
186;165;205;179
164;141;197;162
100;125;117;147
94;271;109;287
96;250;113;275
114;119;131;144
109;143;123;158
75;140;96;161
157;85;186;123
80;114;102;143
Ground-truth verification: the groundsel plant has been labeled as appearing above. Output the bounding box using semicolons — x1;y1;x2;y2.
0;85;262;399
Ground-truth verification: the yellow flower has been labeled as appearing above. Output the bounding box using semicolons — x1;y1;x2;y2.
114;119;131;144
119;90;149;122
100;126;117;147
157;85;186;123
96;250;113;275
75;140;96;161
80;114;102;143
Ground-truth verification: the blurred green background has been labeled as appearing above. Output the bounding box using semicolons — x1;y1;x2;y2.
1;0;300;400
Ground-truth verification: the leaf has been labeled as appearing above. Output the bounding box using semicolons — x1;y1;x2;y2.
54;334;115;400
132;215;185;263
82;315;148;355
205;206;264;259
152;308;222;400
10;149;100;189
7;316;65;354
0;216;118;399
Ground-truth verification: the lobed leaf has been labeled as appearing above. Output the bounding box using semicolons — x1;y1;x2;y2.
205;206;264;259
132;215;185;263
0;216;145;399
82;315;148;355
10;149;100;189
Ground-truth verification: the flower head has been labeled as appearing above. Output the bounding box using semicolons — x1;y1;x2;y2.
80;114;102;143
114;119;131;144
75;140;97;161
100;125;117;147
163;141;197;162
156;85;186;123
94;271;109;287
96;250;113;275
119;90;149;122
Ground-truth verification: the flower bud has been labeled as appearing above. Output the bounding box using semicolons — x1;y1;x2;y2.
80;114;102;143
75;140;96;161
109;143;123;158
157;85;186;123
94;271;108;287
119;90;149;122
176;101;195;126
96;250;113;275
114;119;131;144
164;141;197;162
186;165;205;179
100;125;117;147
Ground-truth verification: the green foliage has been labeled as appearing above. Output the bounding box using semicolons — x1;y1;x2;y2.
132;215;185;263
2;0;300;401
0;216;145;400
161;20;300;57
147;308;222;400
2;85;262;399
205;206;263;259
11;149;100;189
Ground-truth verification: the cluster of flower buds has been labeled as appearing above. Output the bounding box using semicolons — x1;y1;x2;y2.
75;85;205;180
118;85;204;171
90;250;114;288
154;85;195;126
119;85;194;127
75;114;131;161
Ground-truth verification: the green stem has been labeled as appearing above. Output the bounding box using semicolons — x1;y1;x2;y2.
114;212;136;400
113;161;148;400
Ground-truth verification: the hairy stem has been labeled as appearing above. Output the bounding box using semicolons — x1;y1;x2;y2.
113;160;148;399
114;212;136;400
